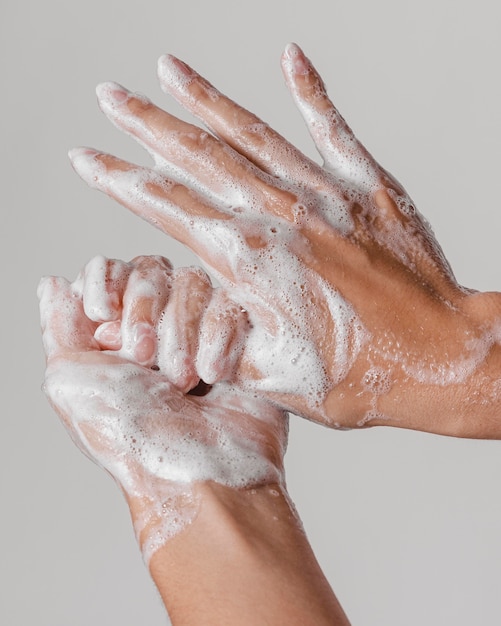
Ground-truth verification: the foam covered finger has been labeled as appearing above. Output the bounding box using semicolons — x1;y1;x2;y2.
196;288;249;385
281;43;378;182
119;255;174;366
38;275;99;360
157;54;327;187
156;266;212;391
68;147;238;264
95;81;269;208
72;255;133;323
94;320;122;350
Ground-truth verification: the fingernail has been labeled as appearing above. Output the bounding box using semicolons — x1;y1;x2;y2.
158;54;193;89
96;81;131;107
94;321;122;349
68;147;102;188
68;146;98;163
284;42;309;75
133;323;157;364
285;42;300;58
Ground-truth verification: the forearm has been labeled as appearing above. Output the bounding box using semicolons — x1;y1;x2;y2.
130;482;350;626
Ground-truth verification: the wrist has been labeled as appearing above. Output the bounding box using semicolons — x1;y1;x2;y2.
382;289;501;438
454;290;501;437
324;289;501;438
126;479;201;563
144;481;349;626
126;478;291;559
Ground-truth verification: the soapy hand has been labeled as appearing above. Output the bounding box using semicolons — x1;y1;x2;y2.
38;268;287;561
70;253;249;393
69;44;501;435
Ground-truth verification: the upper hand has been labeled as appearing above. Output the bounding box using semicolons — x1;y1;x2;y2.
68;44;500;434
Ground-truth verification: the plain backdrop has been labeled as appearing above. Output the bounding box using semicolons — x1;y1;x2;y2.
2;0;501;624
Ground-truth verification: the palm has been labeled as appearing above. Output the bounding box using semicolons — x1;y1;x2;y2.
40;277;287;494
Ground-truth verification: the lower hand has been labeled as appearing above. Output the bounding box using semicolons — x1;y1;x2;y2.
38;267;287;562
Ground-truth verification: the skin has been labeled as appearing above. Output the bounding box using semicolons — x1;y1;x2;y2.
68;44;501;438
40;43;501;622
38;267;350;625
73;254;248;392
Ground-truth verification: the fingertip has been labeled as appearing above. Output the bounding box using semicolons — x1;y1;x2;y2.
157;53;171;77
283;42;302;59
68;146;101;184
37;276;51;301
68;146;98;164
84;295;121;324
96;81;131;109
179;371;203;395
157;53;176;84
282;42;309;76
157;53;194;93
195;359;220;386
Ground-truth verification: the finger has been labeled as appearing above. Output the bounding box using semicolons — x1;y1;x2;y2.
157;266;212;392
38;275;99;360
281;43;379;185
119;255;174;366
196;288;249;385
93;320;122;350
72;255;133;323
68;147;244;275
157;54;328;188
95;81;286;214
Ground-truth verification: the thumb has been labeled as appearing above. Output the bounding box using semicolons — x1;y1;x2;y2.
38;275;99;361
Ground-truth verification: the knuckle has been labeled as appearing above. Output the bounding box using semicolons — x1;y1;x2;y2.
186;75;221;109
238;121;269;147
127;94;156;117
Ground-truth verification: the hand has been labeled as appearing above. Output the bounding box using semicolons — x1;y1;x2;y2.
68;44;501;436
39;259;352;626
70;253;247;392
38;265;287;562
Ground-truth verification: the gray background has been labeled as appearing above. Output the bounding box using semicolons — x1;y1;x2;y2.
2;0;501;624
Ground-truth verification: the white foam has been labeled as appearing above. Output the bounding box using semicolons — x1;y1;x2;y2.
42;329;285;562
